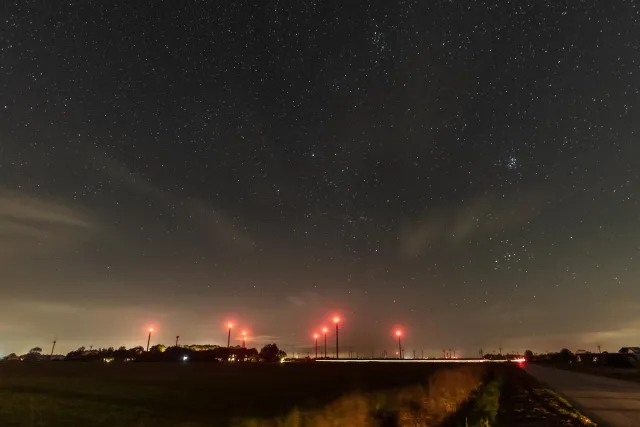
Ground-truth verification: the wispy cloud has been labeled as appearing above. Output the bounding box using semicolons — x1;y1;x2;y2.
0;189;94;262
183;198;256;251
92;146;255;251
475;298;640;353
286;292;324;308
498;323;640;353
399;191;546;257
287;296;306;307
252;335;282;344
0;190;91;228
581;326;640;345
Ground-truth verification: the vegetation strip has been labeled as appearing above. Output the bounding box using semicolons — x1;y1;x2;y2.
235;364;489;426
465;379;502;427
496;365;596;427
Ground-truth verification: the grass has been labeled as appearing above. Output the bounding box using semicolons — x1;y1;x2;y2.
495;364;597;427
464;379;501;427
0;362;488;427
536;388;597;426
237;364;487;427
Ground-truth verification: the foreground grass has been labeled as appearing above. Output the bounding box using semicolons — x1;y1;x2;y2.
0;362;488;427
464;379;501;427
236;365;487;427
535;388;597;426
496;364;596;427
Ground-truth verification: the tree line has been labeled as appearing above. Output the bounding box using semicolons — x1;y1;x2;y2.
2;343;287;363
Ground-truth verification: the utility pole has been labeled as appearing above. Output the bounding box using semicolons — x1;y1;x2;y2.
335;319;340;359
597;345;601;353
421;350;424;359
323;328;328;358
499;347;502;355
176;336;180;347
314;334;318;359
413;350;416;359
50;340;57;357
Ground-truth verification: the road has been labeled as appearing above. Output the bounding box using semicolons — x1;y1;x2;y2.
526;364;640;427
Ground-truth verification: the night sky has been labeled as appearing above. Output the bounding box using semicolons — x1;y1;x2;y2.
2;1;640;357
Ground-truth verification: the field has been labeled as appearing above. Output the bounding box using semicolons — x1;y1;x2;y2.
0;361;595;427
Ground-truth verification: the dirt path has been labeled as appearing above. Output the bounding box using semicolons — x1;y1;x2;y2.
526;364;640;427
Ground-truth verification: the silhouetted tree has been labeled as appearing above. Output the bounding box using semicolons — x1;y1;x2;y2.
8;342;287;364
113;346;132;359
186;344;221;352
64;346;89;361
524;350;534;361
21;347;43;361
259;344;287;362
559;348;573;362
162;346;195;361
242;347;260;362
150;344;167;353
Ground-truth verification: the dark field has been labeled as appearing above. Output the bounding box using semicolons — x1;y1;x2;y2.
0;362;478;427
0;362;595;427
